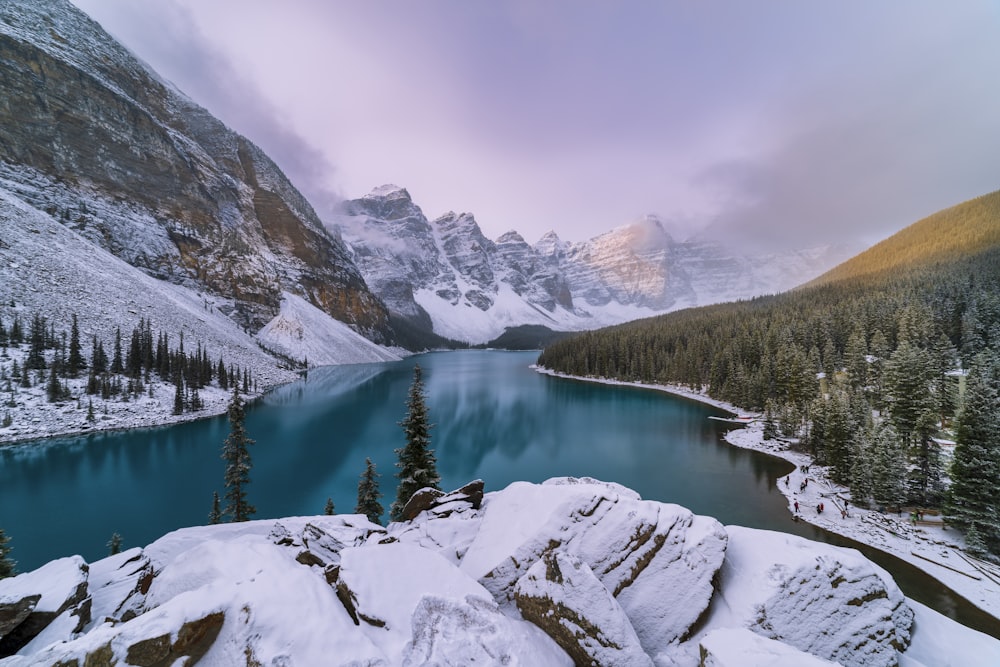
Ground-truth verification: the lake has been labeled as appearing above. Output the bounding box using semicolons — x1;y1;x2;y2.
1;350;997;636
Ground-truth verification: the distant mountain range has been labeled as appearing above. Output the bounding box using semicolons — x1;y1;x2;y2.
334;186;856;344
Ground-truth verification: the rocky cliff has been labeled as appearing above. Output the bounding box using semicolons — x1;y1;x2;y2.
0;0;390;341
0;477;963;667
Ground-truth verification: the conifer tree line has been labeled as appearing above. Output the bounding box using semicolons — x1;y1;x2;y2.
0;309;255;415
539;245;1000;555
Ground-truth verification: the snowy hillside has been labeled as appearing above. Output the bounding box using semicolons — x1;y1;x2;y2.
0;186;400;444
335;186;856;344
1;478;995;666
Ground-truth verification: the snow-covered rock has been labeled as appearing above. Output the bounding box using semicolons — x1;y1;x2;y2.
461;477;727;655
0;556;90;656
0;479;994;666
699;627;840;667
514;550;652;667
710;526;913;667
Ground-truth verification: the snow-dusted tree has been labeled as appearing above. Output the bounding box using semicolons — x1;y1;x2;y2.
110;326;124;374
0;527;14;578
946;356;1000;554
324;498;335;515
67;314;84;378
870;421;907;510
356;457;384;525
208;491;222;525
222;384;256;522
172;376;184;415
849;424;874;507
107;532;122;556
391;365;440;521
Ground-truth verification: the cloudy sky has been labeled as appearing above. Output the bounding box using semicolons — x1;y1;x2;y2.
72;0;1000;249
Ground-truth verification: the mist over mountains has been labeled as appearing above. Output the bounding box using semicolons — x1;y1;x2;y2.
334;186;855;344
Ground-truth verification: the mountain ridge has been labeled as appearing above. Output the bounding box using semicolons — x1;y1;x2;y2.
806;188;1000;288
335;185;857;344
0;0;391;340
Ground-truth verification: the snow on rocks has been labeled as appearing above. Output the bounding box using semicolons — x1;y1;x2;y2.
1;479;997;666
711;526;912;667
514;550;653;667
0;555;90;656
460;477;727;655
699;628;840;666
406;594;573;666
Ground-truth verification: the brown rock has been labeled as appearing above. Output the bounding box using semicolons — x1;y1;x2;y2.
0;594;40;639
122;610;225;667
399;487;445;521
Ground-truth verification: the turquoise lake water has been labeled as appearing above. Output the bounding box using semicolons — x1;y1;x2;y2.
1;350;996;636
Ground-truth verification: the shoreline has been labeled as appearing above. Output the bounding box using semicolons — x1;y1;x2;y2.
532;365;1000;624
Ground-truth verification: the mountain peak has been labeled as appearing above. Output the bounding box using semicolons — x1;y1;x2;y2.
364;184;412;201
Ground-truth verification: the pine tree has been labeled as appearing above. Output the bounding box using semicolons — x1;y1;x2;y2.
870;421;907;510
172;377;184;415
324;498;335;515
391;364;440;521
46;361;62;403
110;327;123;374
208;491;222;525
107;532;122;555
356;457;384;525
945;356;1000;553
67;314;84;378
0;528;14;579
222;384;256;522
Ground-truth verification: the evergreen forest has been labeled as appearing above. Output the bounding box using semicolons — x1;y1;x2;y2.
538;189;1000;555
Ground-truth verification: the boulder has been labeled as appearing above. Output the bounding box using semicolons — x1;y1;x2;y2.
404;594;572;666
399;488;446;522
123;611;225;667
714;526;913;667
460;479;726;653
86;548;155;625
338;543;494;662
514;551;652;667
399;480;486;523
0;594;40;639
0;556;90;657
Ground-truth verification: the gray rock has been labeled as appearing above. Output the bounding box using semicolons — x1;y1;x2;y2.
514;551;652;667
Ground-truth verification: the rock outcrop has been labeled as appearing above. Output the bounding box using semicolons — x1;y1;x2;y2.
514;550;652;666
714;526;914;667
0;556;91;658
0;479;931;666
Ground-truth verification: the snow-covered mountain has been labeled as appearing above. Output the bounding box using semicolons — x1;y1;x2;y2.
335;186;856;344
0;0;390;342
1;477;993;666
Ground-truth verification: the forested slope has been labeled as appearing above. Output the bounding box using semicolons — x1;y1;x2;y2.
538;189;1000;554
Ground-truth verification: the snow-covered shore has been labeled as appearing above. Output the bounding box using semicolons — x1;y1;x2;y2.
532;365;1000;624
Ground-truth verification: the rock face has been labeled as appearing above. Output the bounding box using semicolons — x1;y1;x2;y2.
714;526;914;667
514;551;653;667
335;187;855;344
0;556;91;658
0;0;390;340
0;479;926;667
